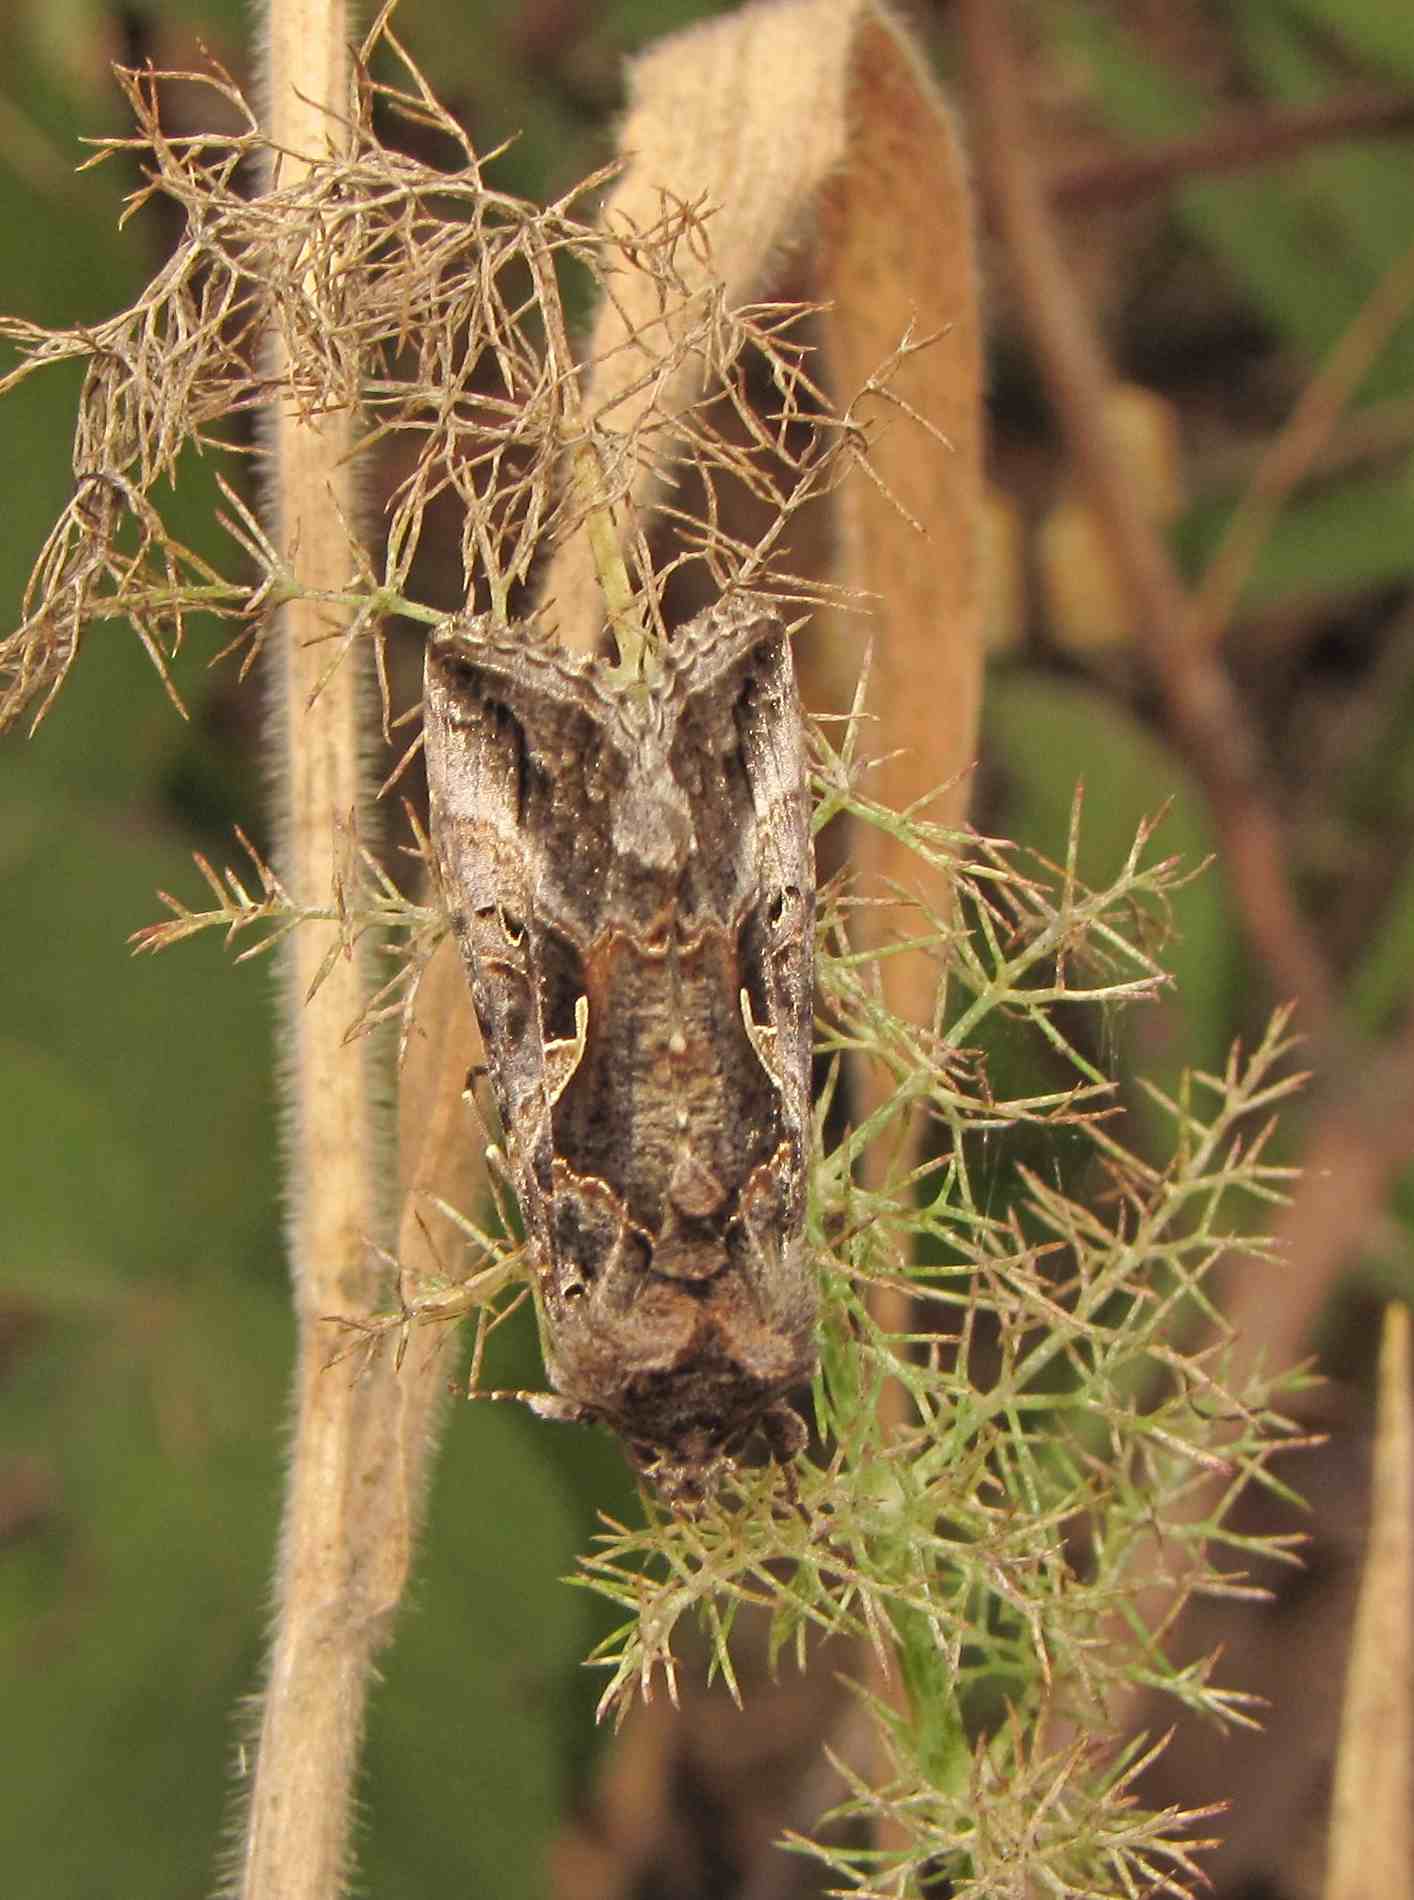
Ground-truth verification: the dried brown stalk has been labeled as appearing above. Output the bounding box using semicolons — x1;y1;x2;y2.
1324;1303;1412;1900
230;7;460;1899
232;3;385;1894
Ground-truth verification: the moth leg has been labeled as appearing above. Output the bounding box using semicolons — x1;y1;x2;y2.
479;1142;522;1241
761;1396;808;1465
761;1400;810;1521
465;1385;595;1428
458;1063;502;1153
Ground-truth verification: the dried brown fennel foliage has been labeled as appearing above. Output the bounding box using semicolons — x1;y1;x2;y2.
0;39;881;735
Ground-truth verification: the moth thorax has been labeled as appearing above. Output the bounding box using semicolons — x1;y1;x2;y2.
610;762;695;871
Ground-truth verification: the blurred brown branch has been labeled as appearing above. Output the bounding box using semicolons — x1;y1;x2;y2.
958;0;1337;1030
1051;89;1414;211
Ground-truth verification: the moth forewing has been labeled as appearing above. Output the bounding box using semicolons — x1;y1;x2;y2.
423;596;818;1504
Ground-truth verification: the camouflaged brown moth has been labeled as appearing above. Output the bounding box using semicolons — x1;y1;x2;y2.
423;594;817;1506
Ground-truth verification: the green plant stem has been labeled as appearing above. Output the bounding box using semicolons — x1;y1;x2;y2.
525;229;654;683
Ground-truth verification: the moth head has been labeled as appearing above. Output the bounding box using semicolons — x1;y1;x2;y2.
625;1429;730;1512
624;1395;808;1513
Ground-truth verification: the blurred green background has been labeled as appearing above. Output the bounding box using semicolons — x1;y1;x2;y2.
2;3;1412;1896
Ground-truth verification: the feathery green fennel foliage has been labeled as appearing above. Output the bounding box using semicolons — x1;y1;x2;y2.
553;739;1305;1892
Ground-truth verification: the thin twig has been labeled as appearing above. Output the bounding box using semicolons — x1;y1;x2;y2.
524;229;653;681
1184;236;1414;656
1195;392;1414;499
1218;1009;1414;1396
1051;90;1414;211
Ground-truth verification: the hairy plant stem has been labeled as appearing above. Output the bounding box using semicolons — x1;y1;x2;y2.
231;2;444;1895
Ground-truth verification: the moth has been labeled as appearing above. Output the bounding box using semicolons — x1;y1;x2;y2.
423;594;818;1505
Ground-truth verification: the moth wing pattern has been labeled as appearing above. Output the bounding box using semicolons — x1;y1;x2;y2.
658;608;816;1332
665;603;816;1136
424;595;818;1502
422;628;620;1274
